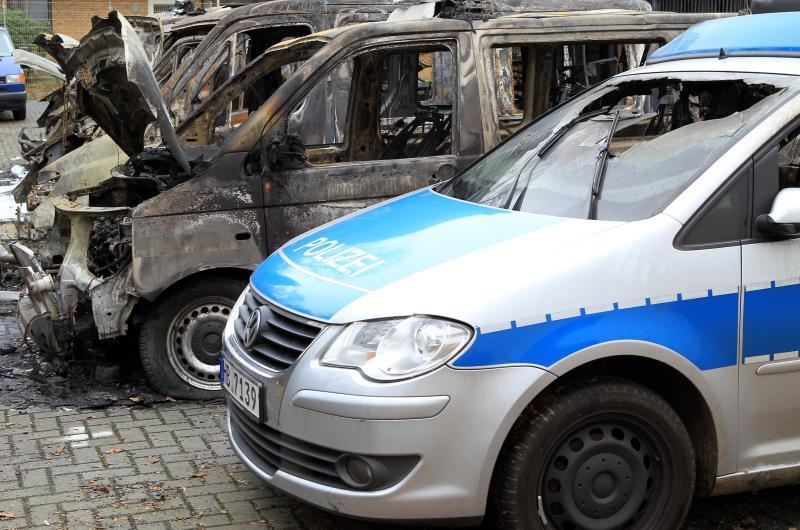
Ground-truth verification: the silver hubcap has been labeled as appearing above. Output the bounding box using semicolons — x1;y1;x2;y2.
166;298;232;391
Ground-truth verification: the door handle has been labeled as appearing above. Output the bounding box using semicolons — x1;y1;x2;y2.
756;357;800;375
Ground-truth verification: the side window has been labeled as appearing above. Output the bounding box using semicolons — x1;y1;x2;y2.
752;123;800;236
286;59;354;150
283;43;455;165
195;43;231;105
154;49;176;84
491;41;649;139
378;49;454;159
683;163;751;247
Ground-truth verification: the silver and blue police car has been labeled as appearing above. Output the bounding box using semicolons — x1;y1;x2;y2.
222;13;800;529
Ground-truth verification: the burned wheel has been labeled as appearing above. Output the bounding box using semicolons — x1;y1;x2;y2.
139;276;246;400
493;380;695;530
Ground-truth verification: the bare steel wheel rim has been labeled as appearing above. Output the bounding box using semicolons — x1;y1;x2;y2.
166;297;232;391
541;419;661;530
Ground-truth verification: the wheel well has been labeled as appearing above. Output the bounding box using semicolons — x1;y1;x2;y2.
554;356;718;496
157;268;251;297
130;267;251;325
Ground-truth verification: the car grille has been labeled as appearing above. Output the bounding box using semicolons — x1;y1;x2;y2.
228;404;348;489
234;288;323;371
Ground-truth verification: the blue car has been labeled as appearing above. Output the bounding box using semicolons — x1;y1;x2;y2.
0;27;25;120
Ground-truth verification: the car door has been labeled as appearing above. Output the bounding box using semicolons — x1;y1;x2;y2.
262;33;481;252
739;120;800;469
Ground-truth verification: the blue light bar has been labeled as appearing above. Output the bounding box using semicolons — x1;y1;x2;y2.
648;12;800;64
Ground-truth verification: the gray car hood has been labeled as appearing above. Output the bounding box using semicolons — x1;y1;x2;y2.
36;12;190;173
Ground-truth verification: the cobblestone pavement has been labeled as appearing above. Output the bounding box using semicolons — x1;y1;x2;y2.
0;101;47;170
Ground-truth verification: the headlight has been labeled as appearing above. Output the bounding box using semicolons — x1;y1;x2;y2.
5;73;25;84
321;316;472;381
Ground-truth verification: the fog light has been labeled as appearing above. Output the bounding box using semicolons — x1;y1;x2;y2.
336;454;374;488
347;456;373;485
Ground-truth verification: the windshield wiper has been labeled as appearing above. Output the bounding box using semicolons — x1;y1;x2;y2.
503;107;609;210
586;109;621;220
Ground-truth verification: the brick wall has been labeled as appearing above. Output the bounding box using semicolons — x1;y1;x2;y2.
52;0;150;39
51;0;213;40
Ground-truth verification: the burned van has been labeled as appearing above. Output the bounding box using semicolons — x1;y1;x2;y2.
10;8;725;398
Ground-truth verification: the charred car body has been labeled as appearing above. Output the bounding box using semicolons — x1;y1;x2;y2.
10;7;725;398
13;0;403;215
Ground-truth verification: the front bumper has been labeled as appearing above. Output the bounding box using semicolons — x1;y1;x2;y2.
0;88;26;110
223;291;556;522
9;242;70;354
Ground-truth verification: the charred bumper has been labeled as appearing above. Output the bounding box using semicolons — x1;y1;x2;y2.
11;242;72;354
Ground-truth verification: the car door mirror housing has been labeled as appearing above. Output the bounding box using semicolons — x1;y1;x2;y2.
757;187;800;235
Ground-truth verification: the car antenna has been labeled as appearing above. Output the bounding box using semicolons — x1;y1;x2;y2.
719;47;728;60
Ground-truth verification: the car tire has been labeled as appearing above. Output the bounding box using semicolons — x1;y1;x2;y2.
139;276;246;400
12;108;25;121
492;379;695;530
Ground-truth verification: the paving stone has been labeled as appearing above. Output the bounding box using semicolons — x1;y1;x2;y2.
19;468;48;489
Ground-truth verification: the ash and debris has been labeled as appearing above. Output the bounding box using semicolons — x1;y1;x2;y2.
0;323;189;410
0;267;22;291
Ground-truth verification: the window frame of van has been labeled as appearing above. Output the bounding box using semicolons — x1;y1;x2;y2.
477;30;673;150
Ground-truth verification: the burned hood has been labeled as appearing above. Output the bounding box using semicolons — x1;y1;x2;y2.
35;12;189;173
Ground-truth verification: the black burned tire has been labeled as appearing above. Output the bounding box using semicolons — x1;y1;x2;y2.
139;277;246;400
493;379;695;530
12;108;25;121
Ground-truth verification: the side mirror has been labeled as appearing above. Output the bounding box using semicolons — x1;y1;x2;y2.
756;187;800;236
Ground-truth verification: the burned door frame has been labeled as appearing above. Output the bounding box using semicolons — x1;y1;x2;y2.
259;31;479;253
167;16;322;124
177;39;329;146
475;27;689;150
153;35;205;84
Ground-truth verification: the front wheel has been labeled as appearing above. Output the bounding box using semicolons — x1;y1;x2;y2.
493;379;695;530
12;108;25;121
139;277;246;399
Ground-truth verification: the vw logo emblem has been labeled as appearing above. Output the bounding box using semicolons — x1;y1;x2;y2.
243;310;262;348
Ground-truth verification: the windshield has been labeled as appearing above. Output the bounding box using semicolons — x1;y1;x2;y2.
0;32;13;57
439;72;800;221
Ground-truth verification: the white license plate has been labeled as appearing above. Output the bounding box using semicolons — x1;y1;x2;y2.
222;357;262;420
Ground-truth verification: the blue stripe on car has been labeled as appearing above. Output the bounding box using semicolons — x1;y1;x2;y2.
743;282;800;360
453;291;740;371
252;189;564;320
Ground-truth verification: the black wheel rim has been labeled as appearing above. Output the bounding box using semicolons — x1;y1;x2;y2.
541;420;661;530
